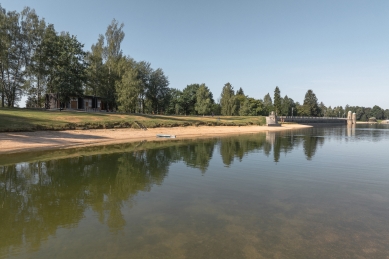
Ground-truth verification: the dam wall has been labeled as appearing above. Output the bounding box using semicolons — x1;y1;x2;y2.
278;116;347;124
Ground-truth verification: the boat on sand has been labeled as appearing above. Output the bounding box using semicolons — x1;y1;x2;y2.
156;134;176;138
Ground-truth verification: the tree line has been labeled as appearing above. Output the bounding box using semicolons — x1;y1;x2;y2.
1;5;387;119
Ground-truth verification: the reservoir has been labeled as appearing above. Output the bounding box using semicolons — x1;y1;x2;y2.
1;124;389;258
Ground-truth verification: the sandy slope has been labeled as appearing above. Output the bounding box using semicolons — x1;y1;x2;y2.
0;124;311;154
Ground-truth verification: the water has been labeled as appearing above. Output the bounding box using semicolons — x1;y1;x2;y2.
1;124;389;259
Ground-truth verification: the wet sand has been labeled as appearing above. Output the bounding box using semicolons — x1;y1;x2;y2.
0;124;311;154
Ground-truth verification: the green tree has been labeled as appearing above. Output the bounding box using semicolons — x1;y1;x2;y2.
22;7;47;108
220;82;236;116
195;84;213;115
273;86;281;115
134;61;152;113
102;19;125;110
115;58;140;113
165;88;183;115
235;88;246;116
331;106;344;118
239;97;250;116
51;33;87;107
86;34;107;98
318;102;326;117
295;102;304;116
181;84;200;115
236;87;244;95
280;95;295;116
146;68;169;114
263;93;273;115
0;7;28;107
239;97;263;116
211;103;221;115
302;89;320;116
371;105;384;119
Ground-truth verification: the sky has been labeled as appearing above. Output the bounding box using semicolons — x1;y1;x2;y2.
3;0;389;109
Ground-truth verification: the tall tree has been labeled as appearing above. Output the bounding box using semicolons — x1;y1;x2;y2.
220;82;236;116
302;89;320;116
103;19;125;110
43;32;87;108
0;7;28;107
116;58;140;113
235;87;246;116
263;93;273;115
86;34;107;97
318;102;326;117
236;87;244;96
195;84;213;115
281;95;290;116
147;68;169;114
181;84;200;115
22;8;47;107
165;88;183;115
135;61;152;113
273;86;281;115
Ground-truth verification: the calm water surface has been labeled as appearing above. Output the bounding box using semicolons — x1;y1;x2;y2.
1;125;389;259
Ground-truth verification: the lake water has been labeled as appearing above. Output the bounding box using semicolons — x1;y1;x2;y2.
1;124;389;259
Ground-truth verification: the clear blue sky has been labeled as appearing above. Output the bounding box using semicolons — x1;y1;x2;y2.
3;0;389;109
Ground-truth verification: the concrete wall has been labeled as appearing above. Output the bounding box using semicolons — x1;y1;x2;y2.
279;116;347;124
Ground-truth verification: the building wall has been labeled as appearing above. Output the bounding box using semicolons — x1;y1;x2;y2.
45;94;102;111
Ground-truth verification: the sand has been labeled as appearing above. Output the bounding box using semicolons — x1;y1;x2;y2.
0;124;311;155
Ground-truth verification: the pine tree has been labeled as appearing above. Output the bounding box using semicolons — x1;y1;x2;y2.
273;86;281;115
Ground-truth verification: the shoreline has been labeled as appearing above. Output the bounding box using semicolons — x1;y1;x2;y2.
0;124;311;155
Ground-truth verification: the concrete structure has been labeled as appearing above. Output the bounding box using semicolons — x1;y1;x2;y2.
266;111;281;126
347;111;353;124
347;111;357;125
278;116;346;125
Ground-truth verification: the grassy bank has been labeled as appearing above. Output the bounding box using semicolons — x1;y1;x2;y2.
0;108;266;132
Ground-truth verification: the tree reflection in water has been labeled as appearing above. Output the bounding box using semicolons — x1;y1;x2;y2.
0;130;326;255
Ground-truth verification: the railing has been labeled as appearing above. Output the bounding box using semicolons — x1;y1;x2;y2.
278;116;346;120
277;116;347;124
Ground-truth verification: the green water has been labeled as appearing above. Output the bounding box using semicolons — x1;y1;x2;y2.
1;125;389;258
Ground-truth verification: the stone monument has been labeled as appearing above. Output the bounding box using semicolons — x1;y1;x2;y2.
266;111;280;126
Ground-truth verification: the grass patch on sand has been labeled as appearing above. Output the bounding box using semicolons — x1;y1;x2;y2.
0;108;266;132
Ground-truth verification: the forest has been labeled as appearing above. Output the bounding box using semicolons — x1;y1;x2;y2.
1;5;388;120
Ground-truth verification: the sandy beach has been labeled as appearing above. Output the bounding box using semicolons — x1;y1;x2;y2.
0;124;311;155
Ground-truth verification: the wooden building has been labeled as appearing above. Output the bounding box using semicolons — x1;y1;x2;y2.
45;94;103;111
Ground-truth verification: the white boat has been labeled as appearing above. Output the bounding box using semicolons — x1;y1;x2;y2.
156;134;176;138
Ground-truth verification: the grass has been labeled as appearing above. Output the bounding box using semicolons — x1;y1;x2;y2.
0;108;266;132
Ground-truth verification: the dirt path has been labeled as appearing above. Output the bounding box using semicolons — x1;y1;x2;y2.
0;124;311;154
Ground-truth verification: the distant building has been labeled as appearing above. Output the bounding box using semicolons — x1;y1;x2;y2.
45;93;104;111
